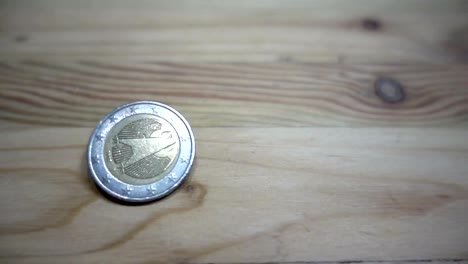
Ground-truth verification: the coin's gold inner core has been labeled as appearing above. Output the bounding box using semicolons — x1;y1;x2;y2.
104;114;180;185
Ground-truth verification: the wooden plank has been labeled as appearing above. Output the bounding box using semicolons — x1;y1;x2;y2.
0;61;467;128
1;0;467;62
1;1;467;263
0;127;467;263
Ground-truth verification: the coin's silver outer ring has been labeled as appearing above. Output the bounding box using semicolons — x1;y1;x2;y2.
87;101;195;202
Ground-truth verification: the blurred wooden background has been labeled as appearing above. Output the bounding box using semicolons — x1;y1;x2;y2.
0;0;468;263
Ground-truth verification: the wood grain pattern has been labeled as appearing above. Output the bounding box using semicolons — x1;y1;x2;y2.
0;61;467;128
1;0;468;63
0;127;467;263
1;0;468;263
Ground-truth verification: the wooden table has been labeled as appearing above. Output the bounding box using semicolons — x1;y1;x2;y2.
1;1;468;263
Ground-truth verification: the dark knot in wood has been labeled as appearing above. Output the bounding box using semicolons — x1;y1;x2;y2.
374;77;406;103
362;18;382;31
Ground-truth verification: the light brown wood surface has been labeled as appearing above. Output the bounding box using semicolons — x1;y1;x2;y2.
1;1;468;263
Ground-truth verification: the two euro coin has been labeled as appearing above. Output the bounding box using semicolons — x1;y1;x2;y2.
87;101;195;202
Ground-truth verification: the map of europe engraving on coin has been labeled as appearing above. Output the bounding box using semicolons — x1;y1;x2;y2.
88;101;195;202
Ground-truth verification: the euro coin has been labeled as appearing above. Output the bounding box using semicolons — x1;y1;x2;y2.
88;101;195;202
